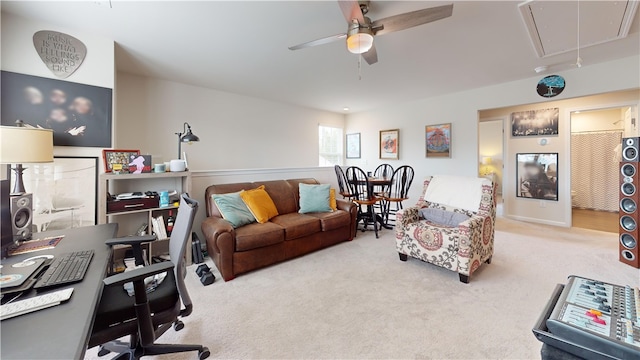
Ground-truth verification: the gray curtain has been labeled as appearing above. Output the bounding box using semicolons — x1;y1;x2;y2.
570;131;622;212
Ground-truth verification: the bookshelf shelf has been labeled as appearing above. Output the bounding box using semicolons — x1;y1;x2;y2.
98;171;192;264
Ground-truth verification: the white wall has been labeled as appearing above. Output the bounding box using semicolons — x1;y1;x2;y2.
479;120;504;194
115;73;345;170
1;11;115;168
346;55;640;227
571;108;625;133
481;89;640;227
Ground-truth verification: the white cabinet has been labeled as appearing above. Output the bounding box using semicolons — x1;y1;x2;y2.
98;171;192;264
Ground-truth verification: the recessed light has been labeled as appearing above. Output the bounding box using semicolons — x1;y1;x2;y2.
343;107;350;111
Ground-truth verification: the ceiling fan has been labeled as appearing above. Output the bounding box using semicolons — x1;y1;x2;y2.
288;1;453;65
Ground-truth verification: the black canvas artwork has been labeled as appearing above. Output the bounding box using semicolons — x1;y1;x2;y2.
1;71;112;147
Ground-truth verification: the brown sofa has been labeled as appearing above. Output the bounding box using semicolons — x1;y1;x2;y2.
202;178;358;281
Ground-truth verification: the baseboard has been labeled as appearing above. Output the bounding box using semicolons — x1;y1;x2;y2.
506;215;569;228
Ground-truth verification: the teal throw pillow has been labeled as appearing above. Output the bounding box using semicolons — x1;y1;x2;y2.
299;183;333;214
212;191;256;228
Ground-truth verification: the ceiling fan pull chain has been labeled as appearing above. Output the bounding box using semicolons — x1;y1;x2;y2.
358;53;362;80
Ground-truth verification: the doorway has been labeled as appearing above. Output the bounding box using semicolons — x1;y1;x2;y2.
478;119;504;214
570;107;632;232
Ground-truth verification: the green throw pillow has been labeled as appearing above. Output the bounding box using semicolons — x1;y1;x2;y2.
298;183;333;214
212;191;256;228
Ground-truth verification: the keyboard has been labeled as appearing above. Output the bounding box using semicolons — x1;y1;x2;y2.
1;288;74;321
34;250;94;291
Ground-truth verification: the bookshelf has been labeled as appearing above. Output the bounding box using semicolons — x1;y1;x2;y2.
98;171;192;264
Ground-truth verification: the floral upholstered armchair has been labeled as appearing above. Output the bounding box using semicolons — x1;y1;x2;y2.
395;176;496;283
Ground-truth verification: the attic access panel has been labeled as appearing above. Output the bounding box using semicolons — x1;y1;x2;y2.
519;0;639;58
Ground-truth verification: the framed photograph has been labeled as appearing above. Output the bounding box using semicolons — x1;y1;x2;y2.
425;123;451;158
511;108;559;137
346;133;361;159
22;156;98;232
102;149;141;173
1;70;113;147
517;153;558;201
379;129;399;160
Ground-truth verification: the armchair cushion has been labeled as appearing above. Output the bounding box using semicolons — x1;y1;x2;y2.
419;208;470;227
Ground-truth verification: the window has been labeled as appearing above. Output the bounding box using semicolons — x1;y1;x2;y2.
318;125;343;166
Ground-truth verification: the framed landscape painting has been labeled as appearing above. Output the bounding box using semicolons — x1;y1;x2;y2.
379;129;399;160
425;123;451;158
346;133;361;159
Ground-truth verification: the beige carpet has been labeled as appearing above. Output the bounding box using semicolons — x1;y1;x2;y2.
85;216;639;359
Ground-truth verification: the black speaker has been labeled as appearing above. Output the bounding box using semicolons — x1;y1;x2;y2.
619;161;640;268
622;137;639;162
10;193;32;241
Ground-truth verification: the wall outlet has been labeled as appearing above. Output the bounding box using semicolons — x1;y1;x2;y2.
539;200;546;208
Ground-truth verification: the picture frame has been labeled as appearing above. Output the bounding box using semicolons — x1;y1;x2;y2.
22;156;98;232
425;123;451;158
379;129;399;160
511;108;559;137
346;133;361;159
102;149;141;173
1;70;113;147
516;153;558;201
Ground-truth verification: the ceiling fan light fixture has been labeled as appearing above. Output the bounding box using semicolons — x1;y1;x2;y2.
346;28;374;54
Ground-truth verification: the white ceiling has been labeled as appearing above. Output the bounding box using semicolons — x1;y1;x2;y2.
2;1;639;113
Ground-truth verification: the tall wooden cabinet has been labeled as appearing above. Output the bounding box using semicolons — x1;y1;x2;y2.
98;171;192;265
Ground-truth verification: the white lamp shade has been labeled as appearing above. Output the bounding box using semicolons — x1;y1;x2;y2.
0;126;54;163
347;32;374;54
482;156;493;165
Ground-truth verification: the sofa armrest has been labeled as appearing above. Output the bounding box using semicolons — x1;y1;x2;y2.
336;199;358;240
336;199;353;212
201;216;236;281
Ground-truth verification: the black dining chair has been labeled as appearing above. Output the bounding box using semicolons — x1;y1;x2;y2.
346;166;383;238
382;165;415;226
374;164;394;179
334;165;353;200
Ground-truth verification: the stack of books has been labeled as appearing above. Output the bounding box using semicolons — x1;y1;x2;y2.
151;215;169;240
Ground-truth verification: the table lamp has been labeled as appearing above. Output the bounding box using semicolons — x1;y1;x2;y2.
0;122;54;194
481;156;493;176
175;122;200;160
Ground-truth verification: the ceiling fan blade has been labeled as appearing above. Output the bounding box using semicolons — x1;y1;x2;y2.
372;4;453;36
338;0;365;24
362;44;378;65
288;33;347;51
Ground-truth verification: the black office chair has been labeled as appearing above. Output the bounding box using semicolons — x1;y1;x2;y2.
88;194;209;360
334;165;353;200
346;166;383;238
382;165;414;226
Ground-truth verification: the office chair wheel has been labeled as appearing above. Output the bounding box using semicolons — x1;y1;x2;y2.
173;320;184;331
97;347;111;357
199;347;211;359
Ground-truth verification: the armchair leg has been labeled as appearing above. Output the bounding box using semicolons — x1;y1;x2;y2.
398;253;408;261
458;274;470;284
485;256;492;265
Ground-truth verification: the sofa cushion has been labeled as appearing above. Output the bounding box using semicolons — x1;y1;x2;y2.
240;185;279;223
235;222;285;251
270;213;322;241
261;180;299;215
306;210;351;232
212;191;256;228
419;208;470;227
298;183;333;214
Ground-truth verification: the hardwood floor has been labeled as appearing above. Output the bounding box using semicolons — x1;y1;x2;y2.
572;208;619;233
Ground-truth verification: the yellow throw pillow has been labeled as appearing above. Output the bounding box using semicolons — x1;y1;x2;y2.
329;188;337;211
240;185;279;223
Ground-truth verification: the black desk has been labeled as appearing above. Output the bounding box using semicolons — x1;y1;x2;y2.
1;224;117;360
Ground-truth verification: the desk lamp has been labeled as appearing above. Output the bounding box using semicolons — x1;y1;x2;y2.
0;121;54;194
175;122;200;160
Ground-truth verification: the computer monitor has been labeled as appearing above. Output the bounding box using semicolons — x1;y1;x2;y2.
1;179;14;259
